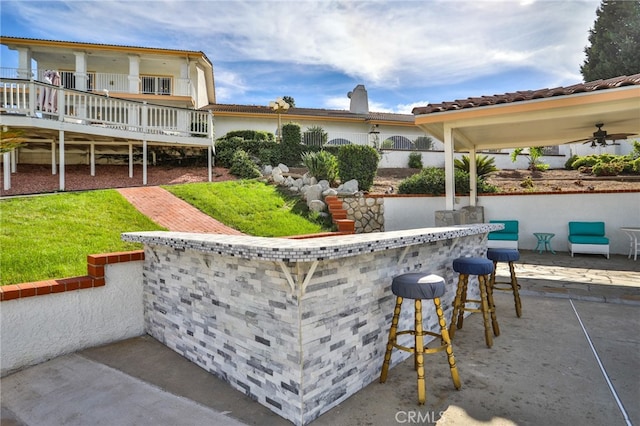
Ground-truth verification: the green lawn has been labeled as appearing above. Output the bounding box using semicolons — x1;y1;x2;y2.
164;180;330;237
1;181;332;285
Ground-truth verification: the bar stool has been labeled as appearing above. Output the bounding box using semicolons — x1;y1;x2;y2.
380;273;461;404
487;248;522;317
449;257;498;348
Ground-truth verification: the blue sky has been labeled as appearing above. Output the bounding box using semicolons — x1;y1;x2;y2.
1;0;601;113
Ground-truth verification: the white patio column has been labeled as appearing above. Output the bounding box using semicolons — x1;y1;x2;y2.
59;130;65;191
74;52;87;91
3;152;10;190
90;143;95;176
469;147;477;207
208;145;212;182
443;124;455;210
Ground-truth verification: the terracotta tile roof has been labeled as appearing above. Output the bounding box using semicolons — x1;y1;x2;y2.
412;73;640;115
207;104;414;123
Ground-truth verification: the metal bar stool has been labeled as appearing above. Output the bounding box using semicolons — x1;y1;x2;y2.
449;257;498;348
487;248;522;317
380;273;461;404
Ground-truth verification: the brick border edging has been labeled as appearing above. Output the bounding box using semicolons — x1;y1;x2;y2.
0;250;145;302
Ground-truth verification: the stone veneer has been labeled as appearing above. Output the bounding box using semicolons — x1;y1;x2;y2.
340;195;385;233
123;223;501;425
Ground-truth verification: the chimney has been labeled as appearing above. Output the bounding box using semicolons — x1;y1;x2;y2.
347;84;369;114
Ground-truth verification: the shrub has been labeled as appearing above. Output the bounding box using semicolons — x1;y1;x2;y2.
215;137;278;168
280;123;303;166
229;150;262;179
592;160;624;176
564;155;579;170
408;152;423;169
301;150;338;185
225;130;273;141
397;167;496;195
632;157;640;173
337;145;380;191
454;154;498;177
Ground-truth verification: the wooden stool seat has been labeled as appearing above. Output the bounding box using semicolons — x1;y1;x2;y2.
487;248;522;317
380;273;461;405
449;257;498;348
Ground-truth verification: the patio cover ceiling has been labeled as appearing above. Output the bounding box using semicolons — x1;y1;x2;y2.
413;74;640;151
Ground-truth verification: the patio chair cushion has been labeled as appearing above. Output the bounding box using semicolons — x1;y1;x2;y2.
568;221;606;237
488;220;519;241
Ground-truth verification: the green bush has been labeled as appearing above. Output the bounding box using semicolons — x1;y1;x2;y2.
632;157;640;173
564;155;579;170
229;150;262;179
301;150;338;185
280;123;303;166
225;130;274;141
397;167;497;195
414;136;434;150
408;152;423;169
592;160;624;176
215;137;278;168
454;154;498;177
571;155;600;169
337;145;380;191
302;125;328;146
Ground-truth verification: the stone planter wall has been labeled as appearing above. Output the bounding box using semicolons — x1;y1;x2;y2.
340;195;385;233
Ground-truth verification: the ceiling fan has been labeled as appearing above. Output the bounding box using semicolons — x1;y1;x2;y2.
567;123;636;148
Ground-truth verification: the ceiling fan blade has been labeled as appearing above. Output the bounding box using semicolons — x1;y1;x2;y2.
606;132;637;140
564;137;591;144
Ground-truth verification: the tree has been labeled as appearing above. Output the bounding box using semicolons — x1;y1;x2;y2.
581;1;640;81
511;147;547;171
282;96;295;108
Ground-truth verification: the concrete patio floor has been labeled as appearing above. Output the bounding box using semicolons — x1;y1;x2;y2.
2;251;638;426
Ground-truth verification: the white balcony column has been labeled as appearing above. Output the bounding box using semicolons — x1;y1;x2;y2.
142;139;147;185
16;47;32;79
3;152;10;190
11;149;17;173
74;52;87;91
58;130;65;191
90;143;95;176
51;141;56;175
129;144;134;178
128;55;140;94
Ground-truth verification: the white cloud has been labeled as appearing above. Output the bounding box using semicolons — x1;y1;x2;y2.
2;0;601;106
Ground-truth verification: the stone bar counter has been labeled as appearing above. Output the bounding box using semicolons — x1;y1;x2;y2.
123;223;502;425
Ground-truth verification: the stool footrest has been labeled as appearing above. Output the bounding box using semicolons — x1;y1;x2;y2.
393;330;449;354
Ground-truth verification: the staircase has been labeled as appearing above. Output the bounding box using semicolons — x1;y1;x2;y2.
324;195;355;234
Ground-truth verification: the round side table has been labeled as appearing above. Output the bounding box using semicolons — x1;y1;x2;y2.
533;232;556;254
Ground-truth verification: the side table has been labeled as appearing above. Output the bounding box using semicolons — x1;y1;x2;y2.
620;227;640;261
534;232;556;254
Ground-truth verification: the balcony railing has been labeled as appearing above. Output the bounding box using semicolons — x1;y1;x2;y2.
1;79;212;139
1;68;192;97
301;131;437;151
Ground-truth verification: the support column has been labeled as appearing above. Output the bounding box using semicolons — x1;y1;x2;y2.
469;147;477;207
3;152;10;190
129;144;133;178
74;52;87;91
59;130;65;191
16;47;32;79
443;124;455;211
128;55;140;94
142;140;147;185
11;149;17;173
208;146;212;182
90;143;95;176
51;141;56;175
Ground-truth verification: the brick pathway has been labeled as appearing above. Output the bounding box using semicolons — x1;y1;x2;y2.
117;186;243;235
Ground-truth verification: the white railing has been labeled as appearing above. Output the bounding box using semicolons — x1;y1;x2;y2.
1;79;211;138
3;68;192;97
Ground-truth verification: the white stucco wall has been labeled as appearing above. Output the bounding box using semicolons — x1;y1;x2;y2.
384;192;639;255
0;261;145;377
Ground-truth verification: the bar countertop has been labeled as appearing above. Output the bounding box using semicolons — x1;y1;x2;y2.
122;223;503;263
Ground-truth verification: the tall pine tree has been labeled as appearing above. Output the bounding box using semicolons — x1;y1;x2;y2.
581;0;640;81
